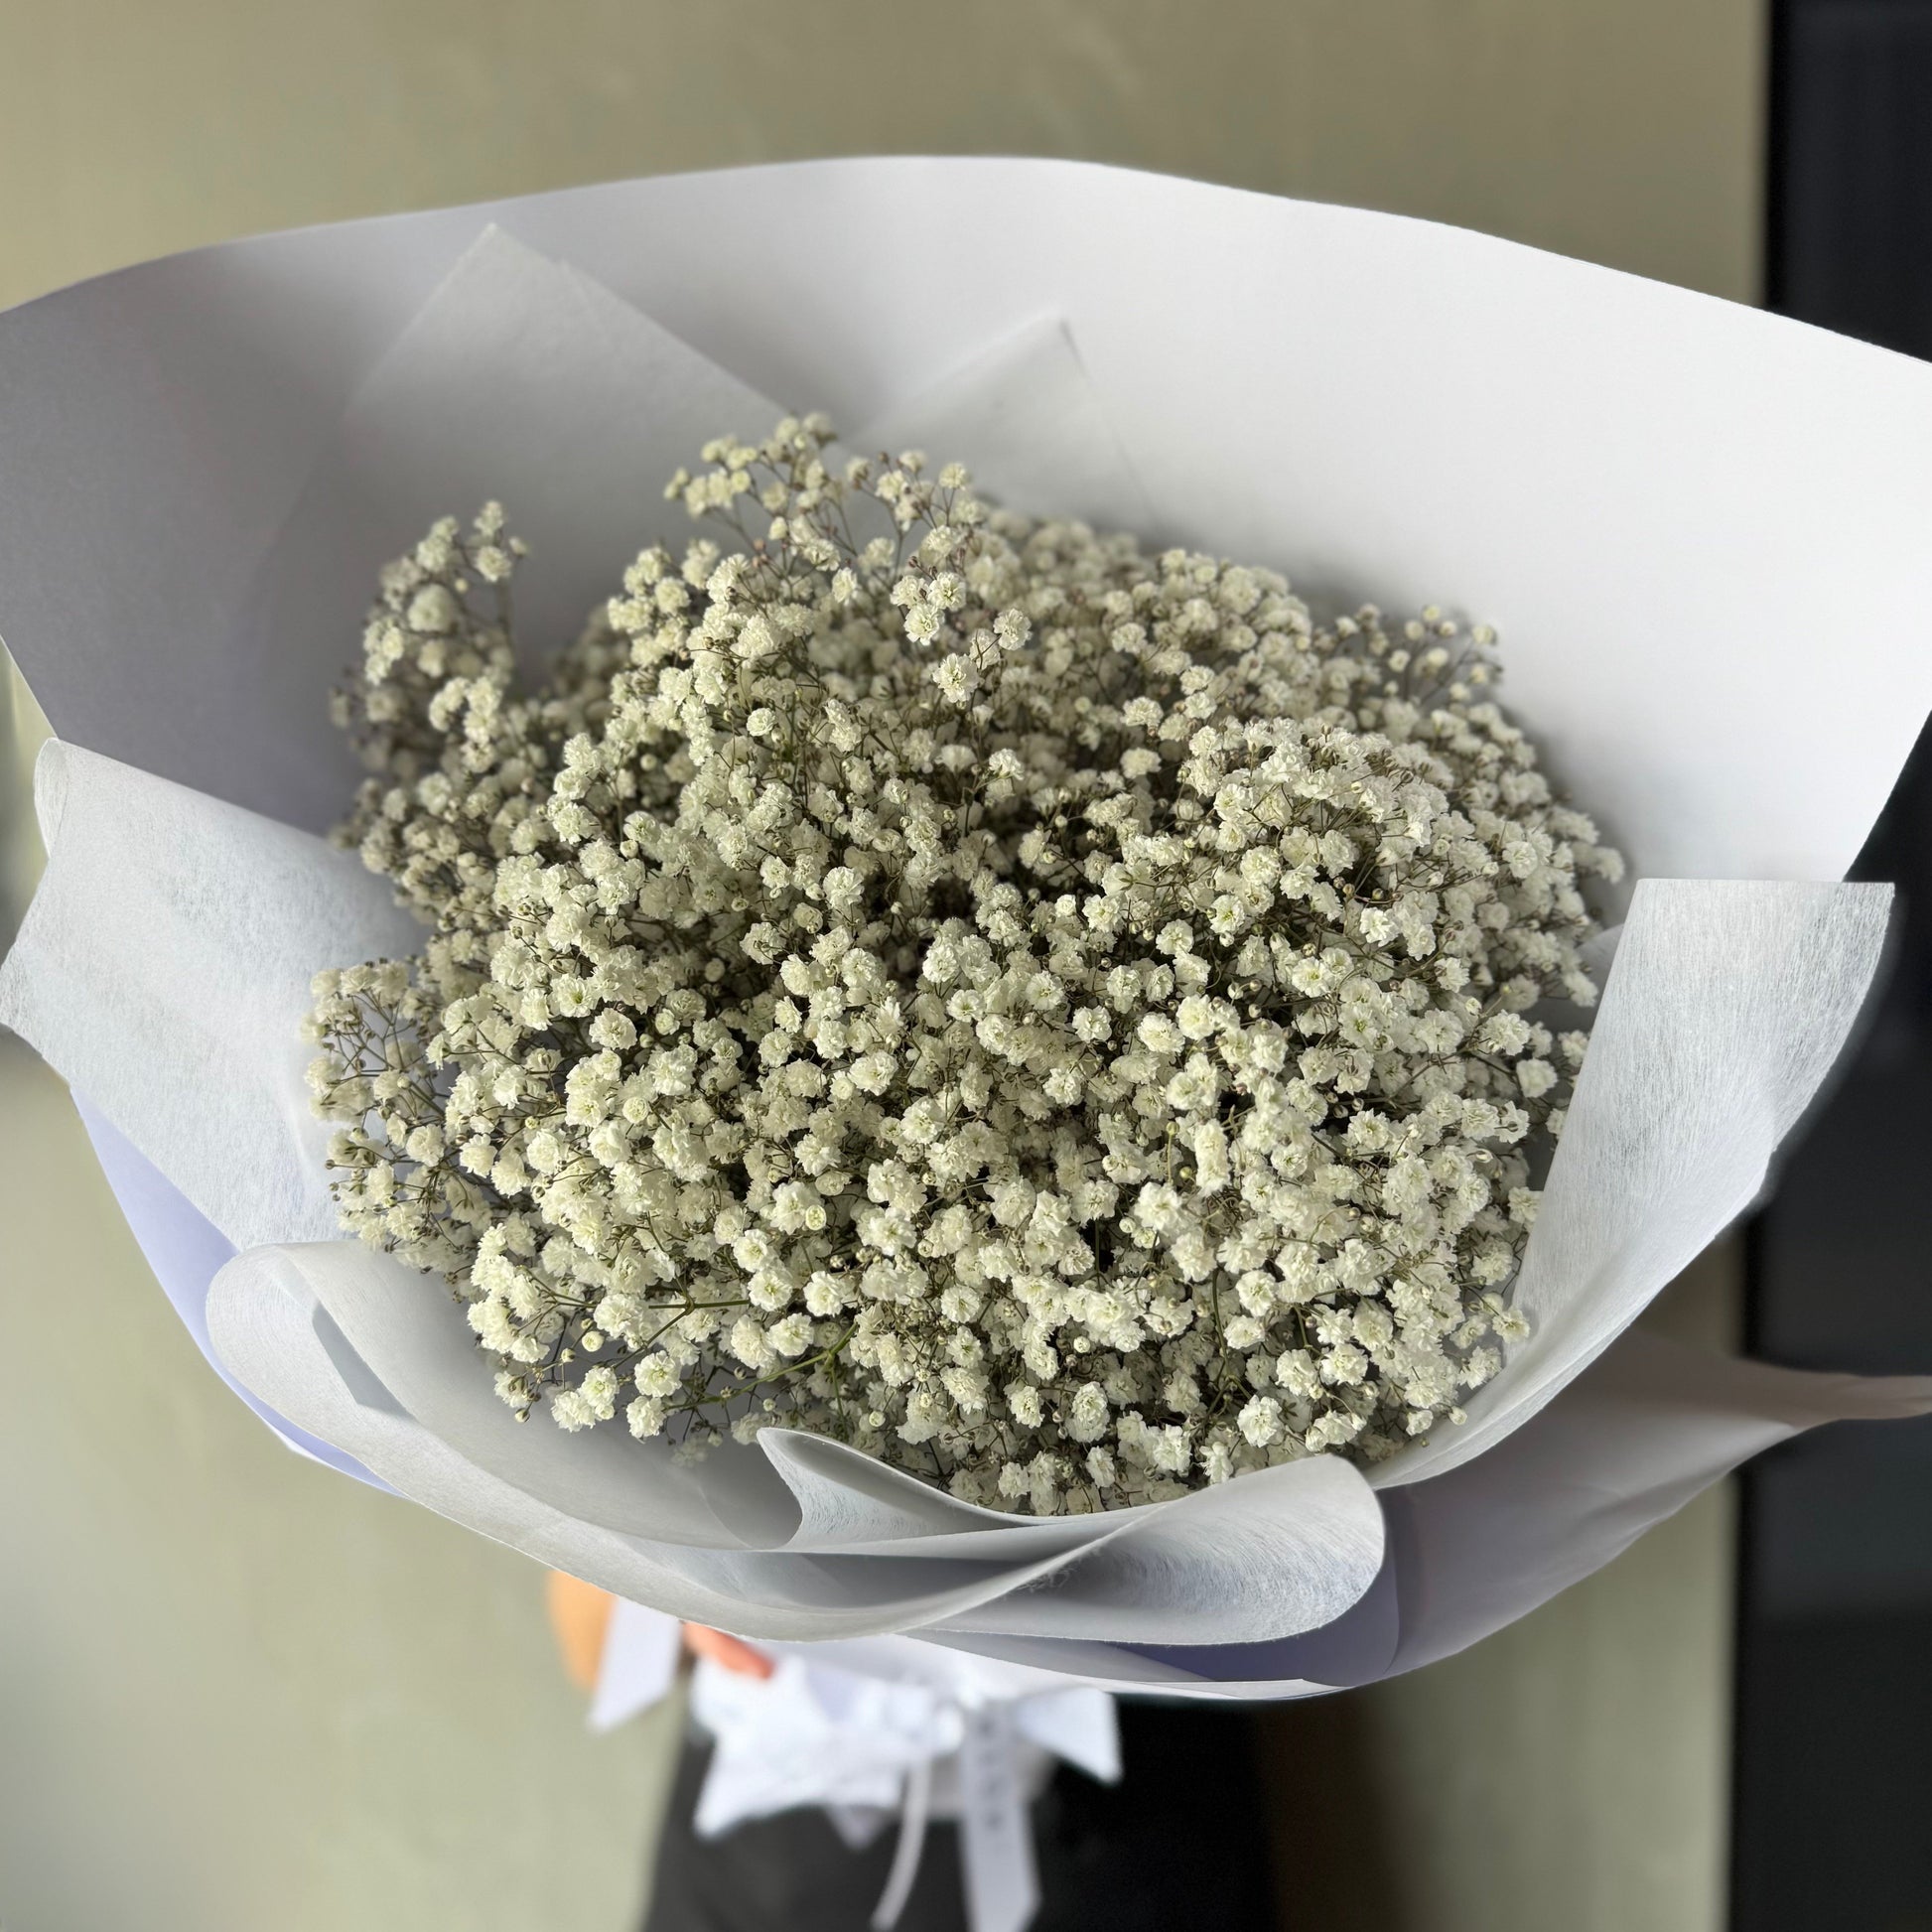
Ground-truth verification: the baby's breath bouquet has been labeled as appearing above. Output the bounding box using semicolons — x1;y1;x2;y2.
5;165;1932;1698
309;421;1620;1517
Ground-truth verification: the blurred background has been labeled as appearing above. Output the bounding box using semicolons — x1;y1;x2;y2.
2;3;1922;1929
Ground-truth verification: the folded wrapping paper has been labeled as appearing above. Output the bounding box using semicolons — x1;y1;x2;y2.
4;161;1932;1692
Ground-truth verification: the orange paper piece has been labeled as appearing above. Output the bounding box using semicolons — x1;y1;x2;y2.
545;1571;772;1692
683;1622;775;1681
545;1570;616;1694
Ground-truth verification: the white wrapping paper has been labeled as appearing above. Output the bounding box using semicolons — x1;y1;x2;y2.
5;162;1932;1698
8;164;1932;876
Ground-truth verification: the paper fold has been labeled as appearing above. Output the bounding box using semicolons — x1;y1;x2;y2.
1376;876;1894;1488
0;742;417;1252
206;1242;1386;1646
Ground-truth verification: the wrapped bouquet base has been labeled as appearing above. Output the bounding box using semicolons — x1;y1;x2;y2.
5;161;1932;1925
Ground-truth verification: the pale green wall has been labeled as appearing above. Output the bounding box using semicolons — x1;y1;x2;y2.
1257;1247;1742;1932
0;4;1760;1929
0;0;1759;312
0;1036;684;1932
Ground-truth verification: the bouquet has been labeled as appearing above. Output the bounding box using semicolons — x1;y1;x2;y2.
5;161;1932;1924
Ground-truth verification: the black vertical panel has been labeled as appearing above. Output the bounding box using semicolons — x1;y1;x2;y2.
1775;2;1932;358
1738;6;1932;1928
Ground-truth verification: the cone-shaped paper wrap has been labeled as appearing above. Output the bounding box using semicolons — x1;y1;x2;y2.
4;163;1930;1693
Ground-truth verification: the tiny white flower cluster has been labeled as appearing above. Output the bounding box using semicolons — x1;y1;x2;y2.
307;419;1620;1514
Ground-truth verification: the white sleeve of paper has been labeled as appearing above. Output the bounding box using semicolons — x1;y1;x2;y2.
0;742;419;1251
907;1326;1932;1699
10;163;1932;883
852;316;1154;535
206;1243;1120;1641
208;1234;1386;1644
233;226;786;831
1376;877;1894;1489
1380;1328;1932;1676
70;1094;390;1486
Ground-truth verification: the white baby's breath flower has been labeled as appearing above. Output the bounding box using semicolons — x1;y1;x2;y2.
311;418;1613;1514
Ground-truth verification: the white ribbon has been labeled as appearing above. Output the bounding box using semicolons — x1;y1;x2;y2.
867;1706;1047;1932
957;1703;1041;1932
870;1753;934;1930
